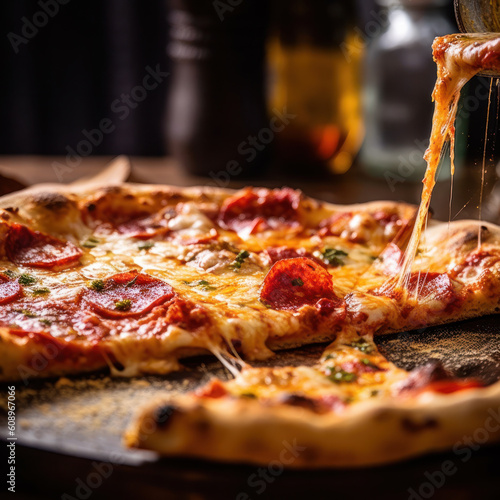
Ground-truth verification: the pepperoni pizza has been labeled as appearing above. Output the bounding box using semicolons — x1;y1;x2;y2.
1;179;500;467
3;33;500;468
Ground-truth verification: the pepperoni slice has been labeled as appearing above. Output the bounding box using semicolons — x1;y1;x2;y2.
318;212;352;237
80;272;175;318
264;246;326;268
425;379;483;394
219;188;302;236
115;216;170;240
195;379;228;399
260;257;341;311
407;272;455;300
5;223;82;269
375;272;456;302
377;242;404;276
0;274;22;305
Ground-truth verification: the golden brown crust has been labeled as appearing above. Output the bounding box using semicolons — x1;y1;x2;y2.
125;381;500;468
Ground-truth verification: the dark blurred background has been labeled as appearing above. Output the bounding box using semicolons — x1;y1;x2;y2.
0;0;495;167
0;0;168;156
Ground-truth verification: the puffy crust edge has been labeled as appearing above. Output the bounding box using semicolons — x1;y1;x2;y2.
125;381;500;468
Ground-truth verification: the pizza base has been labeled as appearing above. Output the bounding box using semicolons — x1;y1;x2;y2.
125;381;500;468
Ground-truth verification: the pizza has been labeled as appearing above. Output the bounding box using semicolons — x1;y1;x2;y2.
2;34;500;467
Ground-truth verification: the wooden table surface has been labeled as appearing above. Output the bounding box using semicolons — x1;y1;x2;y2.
1;156;500;500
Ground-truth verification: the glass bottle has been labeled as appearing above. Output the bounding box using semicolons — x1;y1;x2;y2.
268;0;363;175
165;0;269;178
360;0;458;181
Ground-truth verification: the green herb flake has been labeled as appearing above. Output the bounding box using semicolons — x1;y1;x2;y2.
18;274;37;286
89;280;105;292
291;277;304;287
231;250;250;270
183;280;216;291
39;318;52;326
360;358;380;371
82;236;101;249
327;367;357;384
2;270;17;279
14;309;37;318
126;275;139;288
323;353;337;361
259;299;272;309
240;392;257;399
115;299;132;311
32;288;50;296
321;248;348;266
350;339;374;354
138;242;155;251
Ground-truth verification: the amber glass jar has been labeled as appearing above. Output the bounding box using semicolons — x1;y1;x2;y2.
268;0;363;175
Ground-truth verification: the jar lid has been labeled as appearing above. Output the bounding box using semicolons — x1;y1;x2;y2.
377;0;449;7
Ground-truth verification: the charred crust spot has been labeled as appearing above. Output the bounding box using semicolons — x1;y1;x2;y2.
280;393;319;412
401;417;438;433
5;207;19;214
154;404;177;428
0;212;10;221
86;203;96;212
396;360;451;394
101;186;123;195
31;192;72;212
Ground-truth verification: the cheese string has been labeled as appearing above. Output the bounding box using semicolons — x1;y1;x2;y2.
478;78;494;248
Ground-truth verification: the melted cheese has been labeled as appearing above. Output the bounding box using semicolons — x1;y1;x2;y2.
398;34;500;289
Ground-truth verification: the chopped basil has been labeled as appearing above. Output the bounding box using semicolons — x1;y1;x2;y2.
240;392;257;399
14;309;37;318
89;280;105;292
18;274;36;286
32;288;50;296
183;279;216;291
39;318;52;326
138;242;155;251
350;338;374;354
259;299;272;309
291;277;304;287
324;353;337;361
126;275;139;288
115;299;132;311
327;367;357;384
2;270;17;279
82;236;101;249
321;248;348;266
361;358;380;370
231;250;250;270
